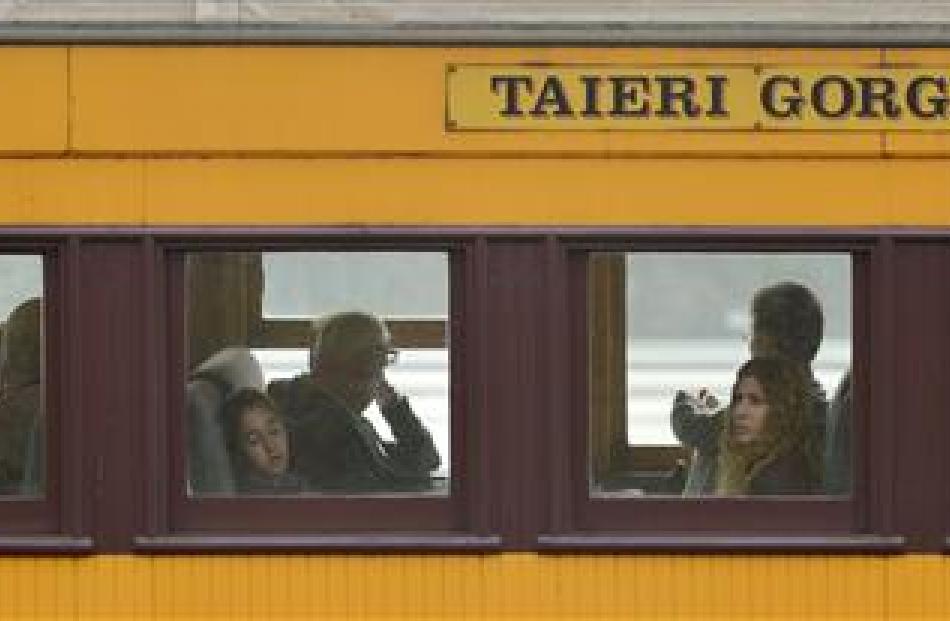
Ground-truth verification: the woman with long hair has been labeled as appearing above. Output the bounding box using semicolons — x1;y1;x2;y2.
717;357;822;496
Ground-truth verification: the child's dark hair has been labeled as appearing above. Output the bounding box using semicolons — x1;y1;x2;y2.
219;388;280;474
752;282;824;363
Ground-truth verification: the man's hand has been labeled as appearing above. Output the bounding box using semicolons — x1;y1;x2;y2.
374;378;399;410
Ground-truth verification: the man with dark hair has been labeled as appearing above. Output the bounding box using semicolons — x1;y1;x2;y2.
269;311;440;492
750;282;824;363
671;281;829;495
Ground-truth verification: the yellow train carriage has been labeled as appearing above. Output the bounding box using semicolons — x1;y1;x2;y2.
0;21;947;619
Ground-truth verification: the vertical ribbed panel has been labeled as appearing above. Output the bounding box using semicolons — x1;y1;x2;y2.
0;554;939;618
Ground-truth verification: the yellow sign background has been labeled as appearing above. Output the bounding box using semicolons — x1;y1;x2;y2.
447;64;950;130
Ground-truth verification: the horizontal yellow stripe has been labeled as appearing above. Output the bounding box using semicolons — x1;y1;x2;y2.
69;47;888;155
70;47;880;154
0;160;142;224
1;552;948;619
8;46;950;155
0;158;947;226
14;46;950;155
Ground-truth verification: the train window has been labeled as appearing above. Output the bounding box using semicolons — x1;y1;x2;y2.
545;238;879;541
184;250;450;498
589;252;852;499
148;241;489;541
0;255;45;498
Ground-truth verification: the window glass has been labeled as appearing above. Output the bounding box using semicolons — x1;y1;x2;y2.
0;255;44;497
185;251;450;497
589;252;851;498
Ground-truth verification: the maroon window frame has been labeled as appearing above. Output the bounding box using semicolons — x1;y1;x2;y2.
0;237;91;553
2;227;945;554
135;234;499;551
887;240;950;553
538;232;906;552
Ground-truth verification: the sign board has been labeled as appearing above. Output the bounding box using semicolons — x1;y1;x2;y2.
446;64;950;131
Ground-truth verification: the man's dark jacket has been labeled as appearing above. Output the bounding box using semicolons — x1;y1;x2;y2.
269;376;440;492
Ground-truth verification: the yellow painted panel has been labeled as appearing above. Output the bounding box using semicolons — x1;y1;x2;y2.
885;48;950;64
887;554;949;618
881;161;950;223
0;47;67;152
0;157;941;227
884;132;950;155
139;157;921;226
70;47;882;156
0;160;142;225
0;553;927;619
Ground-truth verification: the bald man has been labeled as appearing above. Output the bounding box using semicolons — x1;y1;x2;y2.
268;312;440;492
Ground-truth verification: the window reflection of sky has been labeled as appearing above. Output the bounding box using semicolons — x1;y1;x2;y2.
0;256;42;320
623;253;851;445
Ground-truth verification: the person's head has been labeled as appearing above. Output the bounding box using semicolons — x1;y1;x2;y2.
0;297;42;391
309;311;396;413
718;357;818;495
750;282;823;363
727;357;811;448
220;388;289;479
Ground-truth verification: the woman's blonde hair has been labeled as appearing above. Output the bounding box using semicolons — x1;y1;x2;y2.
716;357;820;495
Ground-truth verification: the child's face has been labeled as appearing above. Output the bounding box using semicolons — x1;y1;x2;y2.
731;376;769;444
239;405;289;477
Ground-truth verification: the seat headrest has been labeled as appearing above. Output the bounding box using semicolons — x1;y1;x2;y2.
192;347;264;393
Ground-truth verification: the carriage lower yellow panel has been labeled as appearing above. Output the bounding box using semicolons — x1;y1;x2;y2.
2;553;949;619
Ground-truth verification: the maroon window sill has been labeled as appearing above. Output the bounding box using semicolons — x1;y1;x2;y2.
0;536;95;554
134;533;502;553
537;534;906;553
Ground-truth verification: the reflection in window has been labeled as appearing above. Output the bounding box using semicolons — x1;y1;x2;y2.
589;253;852;498
0;255;44;497
185;251;449;497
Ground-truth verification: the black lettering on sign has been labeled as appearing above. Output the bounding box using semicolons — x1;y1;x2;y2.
609;76;650;117
706;75;729;118
761;76;804;118
530;75;574;117
812;76;854;118
580;76;602;117
656;76;701;118
908;76;950;119
856;77;901;119
490;75;534;117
